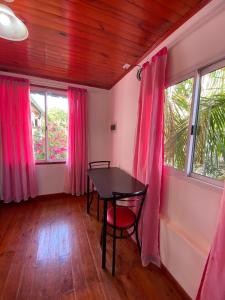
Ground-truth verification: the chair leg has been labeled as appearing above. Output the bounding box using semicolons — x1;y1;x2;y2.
135;226;141;255
97;194;100;221
89;183;94;207
112;228;116;276
102;201;108;269
87;175;90;213
89;192;94;208
100;225;103;248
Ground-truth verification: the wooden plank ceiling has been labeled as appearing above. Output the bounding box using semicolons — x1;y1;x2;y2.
0;0;211;89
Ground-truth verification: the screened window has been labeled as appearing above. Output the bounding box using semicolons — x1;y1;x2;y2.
164;78;193;170
192;67;225;181
30;90;68;162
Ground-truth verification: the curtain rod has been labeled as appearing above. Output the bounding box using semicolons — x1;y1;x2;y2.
31;84;67;92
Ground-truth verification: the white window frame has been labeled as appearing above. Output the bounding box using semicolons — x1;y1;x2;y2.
166;58;225;188
30;86;68;164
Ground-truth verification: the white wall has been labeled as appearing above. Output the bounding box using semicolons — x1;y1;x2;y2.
87;89;112;163
160;169;222;298
110;69;140;171
109;0;224;298
0;71;112;195
36;164;66;195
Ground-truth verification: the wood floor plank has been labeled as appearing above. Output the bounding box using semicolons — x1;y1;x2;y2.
0;195;189;300
70;199;105;300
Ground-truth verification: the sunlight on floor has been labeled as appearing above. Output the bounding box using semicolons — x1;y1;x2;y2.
37;222;71;261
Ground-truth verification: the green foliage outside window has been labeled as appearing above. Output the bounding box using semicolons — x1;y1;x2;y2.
47;107;68;160
165;68;225;181
164;79;193;170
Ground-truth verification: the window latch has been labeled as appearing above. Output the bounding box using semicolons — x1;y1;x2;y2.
191;125;195;135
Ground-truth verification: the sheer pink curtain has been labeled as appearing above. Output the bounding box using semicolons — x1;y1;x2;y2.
196;184;225;300
133;47;167;266
64;87;87;196
0;75;37;203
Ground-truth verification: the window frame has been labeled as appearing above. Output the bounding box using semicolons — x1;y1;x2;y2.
30;86;68;164
165;59;225;188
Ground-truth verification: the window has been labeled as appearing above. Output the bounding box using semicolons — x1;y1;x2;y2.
164;78;193;170
193;67;225;181
30;89;68;162
31;92;45;160
165;60;225;185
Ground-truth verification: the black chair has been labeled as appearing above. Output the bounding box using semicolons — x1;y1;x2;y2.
89;161;111;221
101;185;148;275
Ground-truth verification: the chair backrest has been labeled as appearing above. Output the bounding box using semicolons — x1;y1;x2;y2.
89;161;111;169
112;185;148;224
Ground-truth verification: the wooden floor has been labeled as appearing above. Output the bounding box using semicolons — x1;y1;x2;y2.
0;194;186;300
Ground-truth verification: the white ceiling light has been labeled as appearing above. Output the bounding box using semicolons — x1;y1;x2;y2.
0;3;28;41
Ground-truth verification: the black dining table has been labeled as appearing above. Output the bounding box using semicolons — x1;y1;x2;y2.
86;167;145;269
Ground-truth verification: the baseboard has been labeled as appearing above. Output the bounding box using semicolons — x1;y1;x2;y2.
35;193;87;200
0;193;71;204
161;264;191;300
36;192;68;199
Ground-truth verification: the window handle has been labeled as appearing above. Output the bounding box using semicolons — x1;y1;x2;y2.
191;125;195;136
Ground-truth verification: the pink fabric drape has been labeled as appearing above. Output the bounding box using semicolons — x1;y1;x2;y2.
133;47;167;266
196;184;225;300
64;87;87;196
0;75;37;203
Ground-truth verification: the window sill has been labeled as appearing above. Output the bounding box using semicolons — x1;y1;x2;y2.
35;161;66;165
164;166;223;192
190;172;224;189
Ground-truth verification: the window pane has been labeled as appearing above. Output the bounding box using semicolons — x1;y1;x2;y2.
193;67;225;180
47;94;68;160
164;78;193;170
30;93;45;160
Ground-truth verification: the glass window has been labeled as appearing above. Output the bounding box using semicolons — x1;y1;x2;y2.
164;78;193;170
47;94;68;160
31;92;46;160
192;67;225;181
30;90;68;162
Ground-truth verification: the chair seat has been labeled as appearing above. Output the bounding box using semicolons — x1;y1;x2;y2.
107;206;136;228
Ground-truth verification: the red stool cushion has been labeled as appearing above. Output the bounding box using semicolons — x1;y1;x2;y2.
107;206;136;228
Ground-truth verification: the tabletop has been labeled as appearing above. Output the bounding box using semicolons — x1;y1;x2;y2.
87;167;145;199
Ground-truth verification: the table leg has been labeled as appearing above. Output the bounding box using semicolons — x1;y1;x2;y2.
87;175;90;214
102;199;107;269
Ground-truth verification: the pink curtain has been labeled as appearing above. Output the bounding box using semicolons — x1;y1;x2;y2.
0;75;37;203
64;87;87;196
133;47;167;266
196;184;225;300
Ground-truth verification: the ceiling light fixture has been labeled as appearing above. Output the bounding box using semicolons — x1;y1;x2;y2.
0;2;28;41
